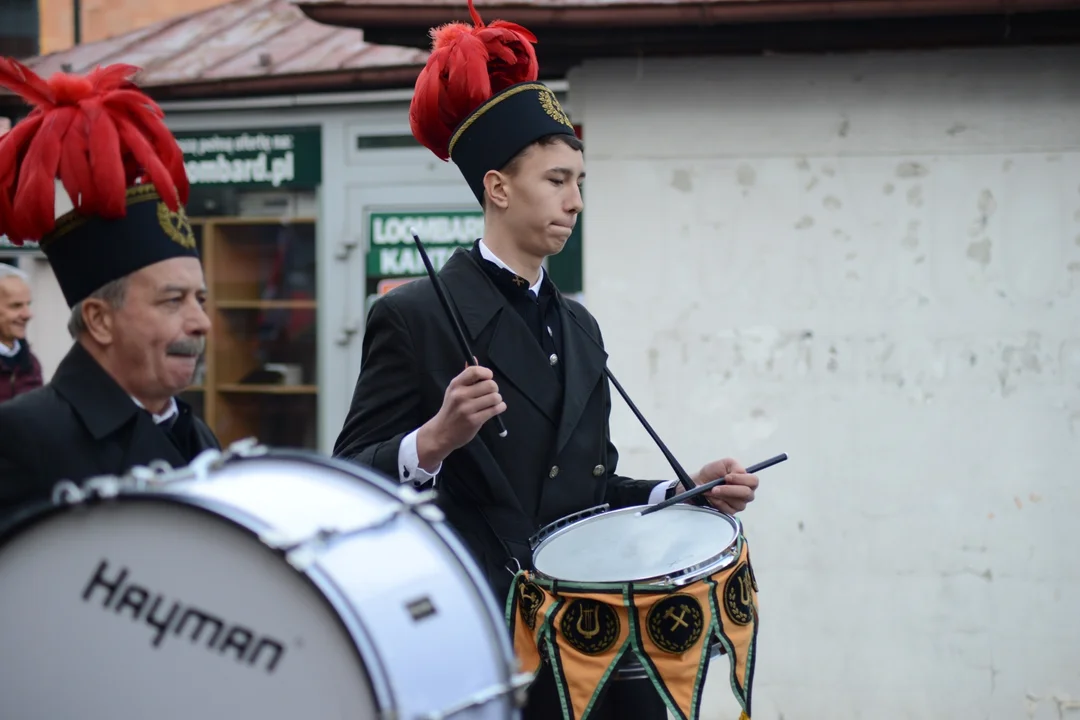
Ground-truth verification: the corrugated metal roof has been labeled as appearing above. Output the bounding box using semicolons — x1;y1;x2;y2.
294;0;1080;11
14;0;428;98
292;0;1080;62
293;0;1080;25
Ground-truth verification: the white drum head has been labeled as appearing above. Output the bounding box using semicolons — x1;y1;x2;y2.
0;499;379;720
532;505;739;584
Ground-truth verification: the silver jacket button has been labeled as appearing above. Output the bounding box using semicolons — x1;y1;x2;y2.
549;353;558;366
549;466;560;478
592;464;605;477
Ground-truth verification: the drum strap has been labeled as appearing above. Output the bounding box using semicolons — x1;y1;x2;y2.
439;482;536;575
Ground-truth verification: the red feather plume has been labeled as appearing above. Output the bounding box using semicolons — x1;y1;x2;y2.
409;0;539;160
0;59;189;245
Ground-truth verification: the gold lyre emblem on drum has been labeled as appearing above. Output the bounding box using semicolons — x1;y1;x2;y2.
560;599;619;655
518;580;544;630
578;604;600;639
723;562;756;627
646;594;704;654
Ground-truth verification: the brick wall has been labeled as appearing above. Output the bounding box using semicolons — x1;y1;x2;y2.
39;0;234;54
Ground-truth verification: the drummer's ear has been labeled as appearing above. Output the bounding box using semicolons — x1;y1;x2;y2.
79;297;118;346
483;170;511;210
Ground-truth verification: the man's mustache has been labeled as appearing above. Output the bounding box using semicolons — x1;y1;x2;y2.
166;337;206;357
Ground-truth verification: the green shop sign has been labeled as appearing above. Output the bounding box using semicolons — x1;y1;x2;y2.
368;210;483;277
174;127;321;189
0;238;38;251
2;127;322;249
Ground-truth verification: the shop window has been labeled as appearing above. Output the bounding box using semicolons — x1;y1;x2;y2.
174;126;322;451
0;0;39;57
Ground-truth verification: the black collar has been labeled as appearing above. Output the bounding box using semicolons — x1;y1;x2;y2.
50;343;187;440
468;241;554;298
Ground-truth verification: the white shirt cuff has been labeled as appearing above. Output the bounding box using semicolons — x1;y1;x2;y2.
399;428;441;487
648;480;678;505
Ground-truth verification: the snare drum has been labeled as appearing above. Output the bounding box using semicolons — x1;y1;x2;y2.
0;440;528;720
508;503;759;720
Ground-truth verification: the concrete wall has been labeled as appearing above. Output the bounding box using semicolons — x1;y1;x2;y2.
569;46;1080;719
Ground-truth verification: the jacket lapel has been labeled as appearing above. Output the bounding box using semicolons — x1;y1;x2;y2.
51;343;187;472
439;250;561;425
553;301;609;456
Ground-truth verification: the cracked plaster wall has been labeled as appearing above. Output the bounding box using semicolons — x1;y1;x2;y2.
570;46;1080;720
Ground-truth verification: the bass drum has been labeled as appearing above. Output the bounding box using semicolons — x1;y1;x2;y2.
0;441;528;720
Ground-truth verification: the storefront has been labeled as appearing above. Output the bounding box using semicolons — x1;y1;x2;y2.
1;82;580;456
168;124;322;452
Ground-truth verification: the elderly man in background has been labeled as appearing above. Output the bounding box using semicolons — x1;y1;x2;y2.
0;263;42;403
0;59;221;527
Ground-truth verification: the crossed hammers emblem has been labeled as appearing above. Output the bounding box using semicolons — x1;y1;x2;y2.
663;606;690;632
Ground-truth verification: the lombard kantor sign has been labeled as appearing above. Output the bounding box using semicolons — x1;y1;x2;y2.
369;210;484;277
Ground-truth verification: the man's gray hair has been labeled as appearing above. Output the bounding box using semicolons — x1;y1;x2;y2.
67;277;129;339
0;262;29;284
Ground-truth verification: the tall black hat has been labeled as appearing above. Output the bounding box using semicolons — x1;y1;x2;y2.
408;0;578;204
0;59;197;307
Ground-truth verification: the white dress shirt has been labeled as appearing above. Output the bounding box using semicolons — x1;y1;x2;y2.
131;396;179;425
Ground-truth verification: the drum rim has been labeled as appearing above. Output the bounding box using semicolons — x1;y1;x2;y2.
530;504;742;587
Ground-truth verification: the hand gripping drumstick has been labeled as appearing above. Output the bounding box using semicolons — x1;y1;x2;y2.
638;453;788;516
411;228;508;439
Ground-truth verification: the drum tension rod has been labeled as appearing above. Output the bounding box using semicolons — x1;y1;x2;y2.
263;492;442;571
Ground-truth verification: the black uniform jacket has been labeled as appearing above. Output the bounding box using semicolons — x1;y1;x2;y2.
334;248;661;601
0;342;220;528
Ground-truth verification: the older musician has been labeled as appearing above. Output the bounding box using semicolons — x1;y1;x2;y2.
0;59;220;527
0;263;42;403
332;6;760;719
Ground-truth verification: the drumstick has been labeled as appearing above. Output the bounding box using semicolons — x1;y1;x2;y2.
411;228;508;438
604;368;700;496
637;453;788;516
